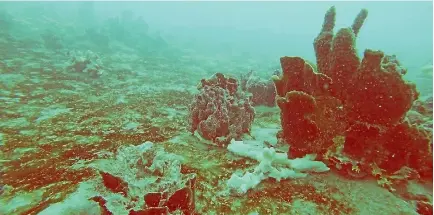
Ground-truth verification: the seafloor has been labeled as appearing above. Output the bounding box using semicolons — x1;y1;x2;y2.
0;42;432;215
0;5;433;215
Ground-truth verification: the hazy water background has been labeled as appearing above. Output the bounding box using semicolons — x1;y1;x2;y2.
1;1;432;94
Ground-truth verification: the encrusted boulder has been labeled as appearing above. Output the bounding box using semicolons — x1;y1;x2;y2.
188;73;255;146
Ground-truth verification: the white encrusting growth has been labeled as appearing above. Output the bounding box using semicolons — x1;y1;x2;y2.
226;139;329;195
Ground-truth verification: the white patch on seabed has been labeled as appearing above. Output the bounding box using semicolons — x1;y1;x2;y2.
38;182;102;215
226;139;329;195
0;189;44;215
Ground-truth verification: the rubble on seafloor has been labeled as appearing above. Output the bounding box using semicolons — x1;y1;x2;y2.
66;50;106;78
37;142;197;215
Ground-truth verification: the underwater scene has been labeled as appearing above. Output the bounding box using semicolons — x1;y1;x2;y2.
0;1;433;215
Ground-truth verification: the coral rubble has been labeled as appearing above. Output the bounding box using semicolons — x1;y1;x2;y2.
66;50;105;77
49;142;198;215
